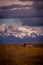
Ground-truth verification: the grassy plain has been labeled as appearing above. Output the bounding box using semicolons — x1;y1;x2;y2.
0;44;43;65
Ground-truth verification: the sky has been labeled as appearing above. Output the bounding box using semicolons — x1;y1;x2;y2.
0;0;43;43
0;0;43;25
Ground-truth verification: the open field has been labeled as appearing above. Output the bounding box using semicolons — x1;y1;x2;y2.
0;44;43;65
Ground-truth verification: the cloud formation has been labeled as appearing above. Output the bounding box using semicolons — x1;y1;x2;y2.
0;23;43;38
0;4;32;10
19;0;43;1
0;0;33;6
0;1;43;19
33;2;43;9
21;18;43;26
0;18;43;26
0;0;43;43
0;1;43;10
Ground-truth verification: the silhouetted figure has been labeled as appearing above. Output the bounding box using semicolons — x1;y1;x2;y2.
24;43;26;47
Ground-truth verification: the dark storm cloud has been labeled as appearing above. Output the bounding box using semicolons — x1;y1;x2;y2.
33;2;43;9
0;1;43;10
0;8;43;19
19;0;43;1
0;9;43;18
0;4;31;10
0;0;43;19
20;18;43;26
0;4;21;10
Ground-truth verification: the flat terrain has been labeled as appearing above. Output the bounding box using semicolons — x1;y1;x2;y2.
0;44;43;65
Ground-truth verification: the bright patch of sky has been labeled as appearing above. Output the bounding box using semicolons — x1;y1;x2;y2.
0;18;22;26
